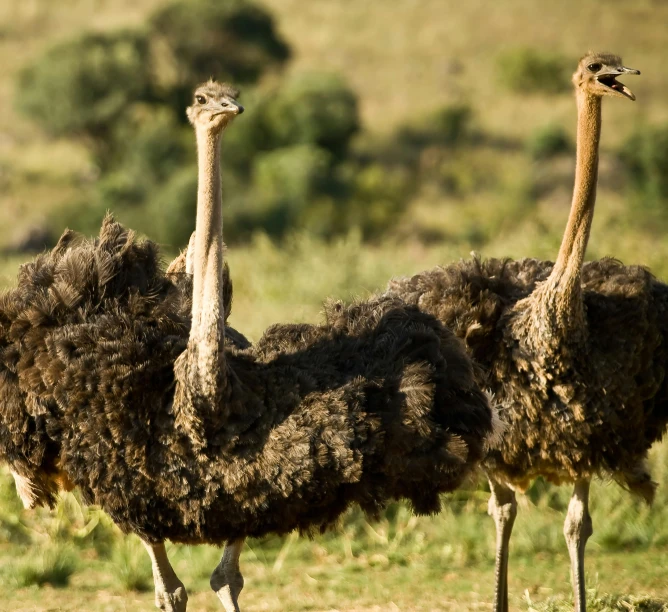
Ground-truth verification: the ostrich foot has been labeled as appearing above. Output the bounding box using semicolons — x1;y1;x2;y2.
488;476;517;612
211;539;245;612
564;478;592;612
142;539;189;612
154;587;188;612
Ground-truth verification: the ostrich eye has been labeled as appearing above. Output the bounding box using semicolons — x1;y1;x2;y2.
587;63;602;72
221;101;229;107
195;95;206;104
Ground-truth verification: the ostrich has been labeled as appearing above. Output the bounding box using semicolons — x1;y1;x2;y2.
0;81;497;612
386;53;665;611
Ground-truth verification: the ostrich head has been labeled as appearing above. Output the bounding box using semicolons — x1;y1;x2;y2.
186;80;244;132
572;52;640;101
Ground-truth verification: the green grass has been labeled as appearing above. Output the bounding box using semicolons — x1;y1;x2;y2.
110;535;153;592
526;591;668;612
7;543;78;588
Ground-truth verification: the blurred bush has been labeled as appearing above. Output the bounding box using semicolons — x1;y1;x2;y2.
527;123;573;160
257;73;359;159
144;166;198;248
621;123;668;213
149;0;290;110
253;144;333;231
16;30;152;147
14;0;415;249
110;105;190;181
396;103;472;152
221;73;360;173
336;162;412;239
18;0;518;252
497;47;570;94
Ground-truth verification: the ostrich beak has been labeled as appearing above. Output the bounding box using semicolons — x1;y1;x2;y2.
596;66;640;101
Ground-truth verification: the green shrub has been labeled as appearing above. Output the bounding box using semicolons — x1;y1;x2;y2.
248;148;409;241
56;109;194;242
528;123;573;160
497;47;570;94
397;103;473;151
150;0;290;109
250;144;334;238
254;143;333;206
221;73;361;174
259;73;360;159
338;162;412;239
146;165;198;250
16;30;151;141
110;106;190;180
621;123;668;210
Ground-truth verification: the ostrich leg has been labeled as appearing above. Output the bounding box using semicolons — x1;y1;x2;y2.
142;539;188;612
564;478;592;612
210;539;245;611
488;477;517;612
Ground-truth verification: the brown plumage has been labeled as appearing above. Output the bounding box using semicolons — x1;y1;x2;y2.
391;255;668;487
0;81;496;612
387;54;667;612
0;217;248;510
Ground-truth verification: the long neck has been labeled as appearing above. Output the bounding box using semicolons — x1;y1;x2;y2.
190;127;225;396
537;92;602;334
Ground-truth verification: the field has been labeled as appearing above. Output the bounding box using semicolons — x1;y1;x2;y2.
1;0;668;610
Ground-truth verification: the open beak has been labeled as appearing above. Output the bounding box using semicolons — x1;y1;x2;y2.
596;66;640;101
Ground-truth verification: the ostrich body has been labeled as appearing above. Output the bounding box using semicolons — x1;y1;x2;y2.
387;54;666;611
0;222;249;512
0;82;496;612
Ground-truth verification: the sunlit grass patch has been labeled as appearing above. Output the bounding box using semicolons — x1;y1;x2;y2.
110;535;152;592
8;543;78;588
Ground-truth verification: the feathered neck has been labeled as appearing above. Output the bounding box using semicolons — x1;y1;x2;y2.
517;91;602;349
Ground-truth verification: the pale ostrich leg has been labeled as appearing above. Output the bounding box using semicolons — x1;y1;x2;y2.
143;541;189;612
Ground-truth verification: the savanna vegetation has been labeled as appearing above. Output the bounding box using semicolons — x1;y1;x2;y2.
1;0;668;610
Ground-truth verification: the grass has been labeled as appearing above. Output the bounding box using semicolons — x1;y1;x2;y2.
1;542;667;611
7;543;78;588
110;535;153;592
526;591;668;612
